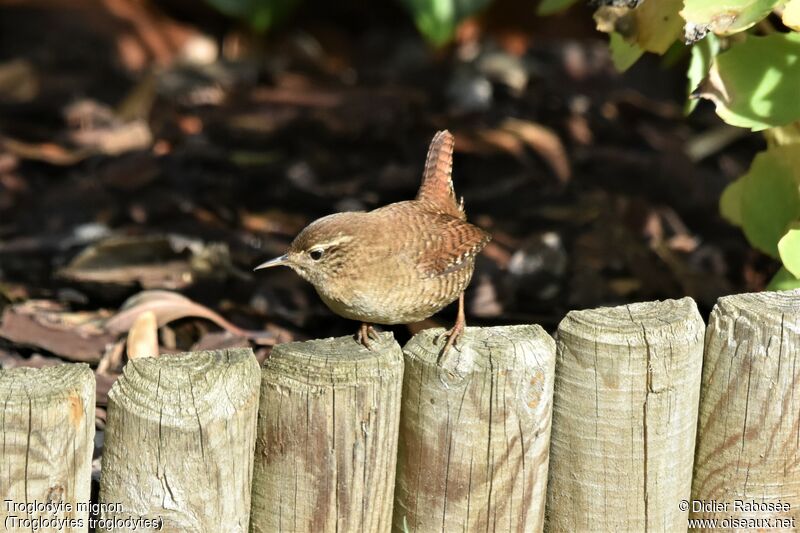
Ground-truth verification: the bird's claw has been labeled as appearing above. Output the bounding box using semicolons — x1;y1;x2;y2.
355;323;379;349
437;320;464;358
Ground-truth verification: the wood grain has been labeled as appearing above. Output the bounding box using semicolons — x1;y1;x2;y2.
545;298;705;532
99;348;260;532
393;325;556;532
249;332;404;533
0;364;95;533
691;290;800;529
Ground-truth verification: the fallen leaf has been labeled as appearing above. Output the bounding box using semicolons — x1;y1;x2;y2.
105;290;276;345
0;351;65;370
126;310;158;359
0;301;114;363
97;339;125;375
191;331;250;352
0;137;92;166
502;118;571;183
68;119;152;156
58;234;232;289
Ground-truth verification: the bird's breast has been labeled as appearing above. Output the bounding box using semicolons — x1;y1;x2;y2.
315;256;476;324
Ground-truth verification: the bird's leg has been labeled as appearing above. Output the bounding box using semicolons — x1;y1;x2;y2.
355;322;379;349
439;292;466;356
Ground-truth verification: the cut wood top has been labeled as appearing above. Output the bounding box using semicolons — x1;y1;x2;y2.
714;288;800;320
557;296;704;346
0;363;93;406
404;325;555;373
263;331;404;387
108;348;259;424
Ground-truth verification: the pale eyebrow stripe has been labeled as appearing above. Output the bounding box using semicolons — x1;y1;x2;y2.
313;235;354;249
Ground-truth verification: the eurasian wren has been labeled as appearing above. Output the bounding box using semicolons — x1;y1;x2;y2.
255;130;491;352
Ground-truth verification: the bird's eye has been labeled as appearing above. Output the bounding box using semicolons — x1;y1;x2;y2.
309;249;324;261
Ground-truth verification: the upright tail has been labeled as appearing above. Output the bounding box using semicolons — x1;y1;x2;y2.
416;130;466;220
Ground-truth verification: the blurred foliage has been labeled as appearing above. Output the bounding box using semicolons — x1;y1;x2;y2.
536;0;578;16
399;0;492;45
686;34;719;113
577;0;800;291
784;0;800;29
200;0;800;291
609;32;643;71
595;0;683;55
201;0;491;43
681;0;781;37
720;147;800;257
203;0;299;31
779;227;800;278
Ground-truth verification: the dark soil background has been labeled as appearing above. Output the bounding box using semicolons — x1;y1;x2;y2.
0;0;775;463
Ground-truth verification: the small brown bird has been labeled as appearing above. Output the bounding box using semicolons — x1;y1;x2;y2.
255;130;490;353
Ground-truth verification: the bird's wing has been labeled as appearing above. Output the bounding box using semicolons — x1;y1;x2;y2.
415;130;466;221
417;215;491;278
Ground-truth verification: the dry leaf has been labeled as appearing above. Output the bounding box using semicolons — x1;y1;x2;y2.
58;234;232;289
105;290;276;345
0;301;113;363
126;310;158;359
0;137;92;166
502;118;571;183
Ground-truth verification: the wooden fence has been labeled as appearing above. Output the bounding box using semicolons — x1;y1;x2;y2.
0;290;798;532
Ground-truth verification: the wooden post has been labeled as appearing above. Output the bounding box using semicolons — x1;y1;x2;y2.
691;290;799;528
250;332;404;533
393;325;557;532
98;348;260;532
545;297;705;532
0;364;95;533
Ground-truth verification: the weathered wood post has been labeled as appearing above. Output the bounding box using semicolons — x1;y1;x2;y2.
99;348;260;532
393;325;557;532
0;364;95;532
545;297;705;532
691;290;799;528
250;332;404;533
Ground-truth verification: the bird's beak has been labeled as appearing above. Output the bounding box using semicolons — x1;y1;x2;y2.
254;254;289;270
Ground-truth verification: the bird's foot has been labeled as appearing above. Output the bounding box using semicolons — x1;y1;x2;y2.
437;317;465;358
437;292;467;366
355;323;380;349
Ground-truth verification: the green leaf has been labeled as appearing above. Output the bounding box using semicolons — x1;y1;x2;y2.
594;0;683;55
719;174;745;227
681;0;780;41
203;0;298;32
661;39;690;69
400;0;492;46
537;0;579;16
766;121;800;147
609;32;644;71
766;267;800;291
784;0;800;31
778;227;800;277
686;34;719;114
737;146;800;257
695;33;800;131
